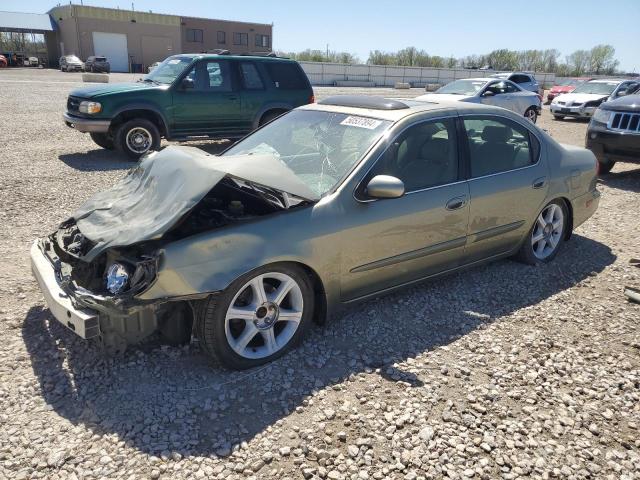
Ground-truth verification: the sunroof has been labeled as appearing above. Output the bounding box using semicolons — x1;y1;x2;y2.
318;95;410;110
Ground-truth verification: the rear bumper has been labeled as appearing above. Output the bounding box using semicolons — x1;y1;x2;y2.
30;240;100;339
586;129;640;163
63;112;110;133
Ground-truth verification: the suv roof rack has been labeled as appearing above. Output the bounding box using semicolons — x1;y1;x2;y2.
319;95;410;111
201;49;230;55
239;52;281;58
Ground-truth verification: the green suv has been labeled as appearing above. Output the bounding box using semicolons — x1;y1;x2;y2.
63;53;314;159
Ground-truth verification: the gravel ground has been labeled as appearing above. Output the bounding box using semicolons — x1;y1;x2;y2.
0;68;639;480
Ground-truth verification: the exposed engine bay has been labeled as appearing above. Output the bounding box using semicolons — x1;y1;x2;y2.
48;174;309;306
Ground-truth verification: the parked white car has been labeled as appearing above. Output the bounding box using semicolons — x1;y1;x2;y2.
550;79;640;120
490;72;541;94
416;78;542;123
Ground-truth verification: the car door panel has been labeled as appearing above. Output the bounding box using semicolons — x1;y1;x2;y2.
339;116;470;301
461;115;548;263
341;184;470;301
171;60;242;137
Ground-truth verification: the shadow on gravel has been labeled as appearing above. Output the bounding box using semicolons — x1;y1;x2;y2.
22;234;615;458
598;165;640;193
59;150;132;172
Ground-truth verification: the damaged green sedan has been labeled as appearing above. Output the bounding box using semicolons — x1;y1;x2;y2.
32;96;600;369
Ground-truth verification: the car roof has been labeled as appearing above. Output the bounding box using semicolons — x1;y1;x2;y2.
175;53;296;62
301;95;510;121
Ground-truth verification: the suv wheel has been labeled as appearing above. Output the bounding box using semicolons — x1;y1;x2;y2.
598;158;616;174
115;119;161;160
259;110;286;127
89;132;115;150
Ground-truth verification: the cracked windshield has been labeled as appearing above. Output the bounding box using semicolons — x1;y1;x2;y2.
223;110;391;196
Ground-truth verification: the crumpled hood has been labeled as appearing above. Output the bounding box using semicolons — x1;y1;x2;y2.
72;146;319;261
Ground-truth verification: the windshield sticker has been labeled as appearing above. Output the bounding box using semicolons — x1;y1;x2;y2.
340;116;383;130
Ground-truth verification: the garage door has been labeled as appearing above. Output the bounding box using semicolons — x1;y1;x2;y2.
92;32;128;72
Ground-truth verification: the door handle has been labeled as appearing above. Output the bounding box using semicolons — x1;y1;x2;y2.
532;177;547;189
446;196;467;210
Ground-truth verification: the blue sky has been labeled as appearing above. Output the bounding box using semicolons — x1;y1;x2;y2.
5;0;639;72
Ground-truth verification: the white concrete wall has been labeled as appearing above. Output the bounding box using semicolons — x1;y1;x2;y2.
300;61;557;88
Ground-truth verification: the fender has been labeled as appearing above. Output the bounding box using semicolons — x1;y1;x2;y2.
252;102;294;129
111;103;171;138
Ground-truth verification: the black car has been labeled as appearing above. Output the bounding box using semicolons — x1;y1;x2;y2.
586;94;640;174
84;56;110;73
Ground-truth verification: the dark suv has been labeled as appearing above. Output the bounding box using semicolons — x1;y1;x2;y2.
586;93;640;174
84;56;110;73
63;53;314;158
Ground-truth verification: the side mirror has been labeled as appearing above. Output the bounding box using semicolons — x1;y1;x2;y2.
366;175;405;199
482;90;495;97
181;77;194;90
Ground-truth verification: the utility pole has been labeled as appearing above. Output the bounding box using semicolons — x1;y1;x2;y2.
326;44;329;62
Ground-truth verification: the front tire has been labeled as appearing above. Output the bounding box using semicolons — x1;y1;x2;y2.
524;107;538;123
196;264;315;370
553;114;564;121
89;132;115;150
115;118;161;160
598;158;616;174
516;200;568;265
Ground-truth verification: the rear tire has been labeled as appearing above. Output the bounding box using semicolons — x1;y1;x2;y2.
89;132;115;150
524;107;538;123
598;158;616;174
516;200;568;265
259;110;286;127
196;263;315;370
115;118;161;160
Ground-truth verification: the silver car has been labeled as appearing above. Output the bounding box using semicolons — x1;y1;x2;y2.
416;78;542;122
31;96;599;369
490;72;541;94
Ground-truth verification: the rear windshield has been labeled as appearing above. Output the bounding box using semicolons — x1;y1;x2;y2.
265;62;309;89
94;57;107;62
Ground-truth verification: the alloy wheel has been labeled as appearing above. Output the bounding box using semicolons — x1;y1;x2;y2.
224;272;304;360
531;203;564;260
525;108;537;123
125;127;152;154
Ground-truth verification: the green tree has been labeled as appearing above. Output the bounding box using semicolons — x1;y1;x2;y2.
589;44;618;75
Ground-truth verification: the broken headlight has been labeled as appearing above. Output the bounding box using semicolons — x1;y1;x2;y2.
104;255;157;297
106;263;131;294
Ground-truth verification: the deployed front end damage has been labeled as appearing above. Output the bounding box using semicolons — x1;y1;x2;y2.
31;146;316;351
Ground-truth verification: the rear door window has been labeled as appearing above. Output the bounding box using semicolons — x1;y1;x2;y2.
239;62;264;90
463;116;540;177
265;62;308;89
